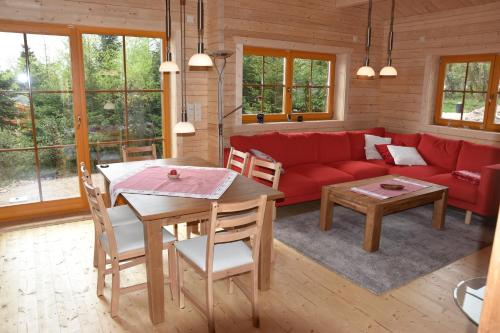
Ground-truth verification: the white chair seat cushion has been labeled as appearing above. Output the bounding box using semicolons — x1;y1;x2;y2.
100;223;176;255
175;235;253;272
107;205;139;227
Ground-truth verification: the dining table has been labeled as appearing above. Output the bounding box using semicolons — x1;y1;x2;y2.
97;157;284;324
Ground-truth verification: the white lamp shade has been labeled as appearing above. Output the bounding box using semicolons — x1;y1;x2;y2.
103;101;115;110
356;65;376;79
174;121;196;134
379;65;398;78
159;60;180;73
188;53;213;67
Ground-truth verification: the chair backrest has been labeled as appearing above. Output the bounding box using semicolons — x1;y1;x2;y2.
205;195;268;273
80;162;93;185
82;177;118;259
247;157;282;190
122;144;157;162
227;147;250;175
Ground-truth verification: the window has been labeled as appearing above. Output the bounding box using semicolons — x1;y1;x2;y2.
82;33;166;168
435;54;500;131
242;47;335;123
0;31;79;206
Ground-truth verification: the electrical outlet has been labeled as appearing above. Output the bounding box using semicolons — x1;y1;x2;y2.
187;15;194;24
194;103;202;122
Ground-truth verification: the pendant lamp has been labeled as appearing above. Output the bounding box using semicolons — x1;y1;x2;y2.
159;0;179;72
380;0;397;78
174;0;195;134
188;0;213;67
356;0;375;79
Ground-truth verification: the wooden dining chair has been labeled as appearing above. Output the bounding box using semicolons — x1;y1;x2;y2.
81;162;139;268
247;157;282;261
122;144;157;162
175;195;268;333
82;177;177;318
226;147;250;175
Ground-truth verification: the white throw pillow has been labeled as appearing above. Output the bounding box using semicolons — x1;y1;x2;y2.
364;134;392;160
387;145;427;166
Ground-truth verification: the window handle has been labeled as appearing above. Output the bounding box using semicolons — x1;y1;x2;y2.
77;115;81;129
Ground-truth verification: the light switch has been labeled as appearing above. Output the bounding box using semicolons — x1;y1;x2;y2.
187;103;195;122
194;103;202;122
187;15;194;24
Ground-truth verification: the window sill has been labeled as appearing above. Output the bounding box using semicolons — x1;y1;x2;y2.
236;119;346;132
422;124;500;140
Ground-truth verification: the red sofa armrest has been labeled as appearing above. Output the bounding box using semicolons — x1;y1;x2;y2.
477;164;500;216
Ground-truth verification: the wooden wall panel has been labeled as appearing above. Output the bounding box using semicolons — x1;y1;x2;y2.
377;1;500;146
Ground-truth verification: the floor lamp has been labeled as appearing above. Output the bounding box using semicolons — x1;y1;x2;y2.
210;50;234;167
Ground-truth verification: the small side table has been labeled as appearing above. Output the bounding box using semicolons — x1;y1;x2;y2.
453;276;487;325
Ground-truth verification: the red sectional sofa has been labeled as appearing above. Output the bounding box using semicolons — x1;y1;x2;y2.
228;128;500;217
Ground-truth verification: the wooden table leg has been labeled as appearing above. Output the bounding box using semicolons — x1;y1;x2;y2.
259;200;273;290
319;186;334;231
432;190;448;230
363;206;383;252
143;221;165;324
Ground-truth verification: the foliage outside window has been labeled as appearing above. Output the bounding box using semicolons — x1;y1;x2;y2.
242;47;335;123
435;54;500;131
82;33;165;167
0;32;79;206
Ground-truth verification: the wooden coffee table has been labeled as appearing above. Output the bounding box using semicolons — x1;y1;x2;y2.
319;175;448;252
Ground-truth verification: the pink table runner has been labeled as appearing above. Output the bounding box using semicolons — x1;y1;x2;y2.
350;178;430;200
109;166;238;206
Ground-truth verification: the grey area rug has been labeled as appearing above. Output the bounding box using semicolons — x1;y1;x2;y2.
274;201;495;294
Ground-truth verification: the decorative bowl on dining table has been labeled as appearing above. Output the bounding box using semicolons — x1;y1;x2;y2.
168;169;180;179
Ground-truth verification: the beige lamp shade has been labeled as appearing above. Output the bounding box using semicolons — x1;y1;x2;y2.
188;53;213;67
380;65;397;78
103;101;115;110
159;60;180;72
173;121;195;134
356;65;375;79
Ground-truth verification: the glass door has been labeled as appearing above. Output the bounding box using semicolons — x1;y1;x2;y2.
81;32;167;189
0;32;81;207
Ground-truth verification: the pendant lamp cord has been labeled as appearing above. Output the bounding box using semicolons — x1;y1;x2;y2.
166;0;172;61
180;0;187;122
387;0;395;66
364;0;372;67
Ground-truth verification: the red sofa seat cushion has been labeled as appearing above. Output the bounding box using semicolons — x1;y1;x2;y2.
456;141;500;172
328;160;388;179
281;132;320;167
317;131;351;163
387;165;448;180
385;132;421;147
347;127;386;160
278;171;323;201
427;173;477;204
417;134;462;171
286;163;354;186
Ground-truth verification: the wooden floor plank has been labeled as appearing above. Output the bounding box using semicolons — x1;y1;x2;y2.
0;219;489;333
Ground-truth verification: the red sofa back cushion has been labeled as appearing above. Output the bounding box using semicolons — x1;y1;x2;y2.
281;132;320;167
347;127;385;160
417;134;462;171
230;132;286;165
317;131;351;163
456;141;500;172
385;132;421;147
